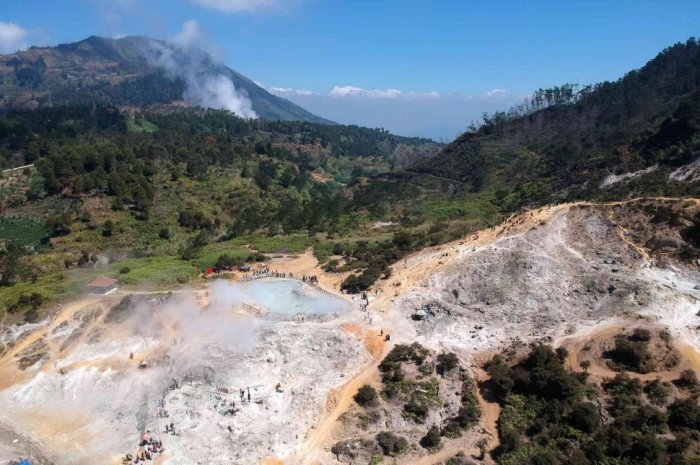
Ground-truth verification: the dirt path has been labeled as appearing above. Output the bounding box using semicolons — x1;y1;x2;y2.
299;329;389;465
410;446;479;465
473;367;501;450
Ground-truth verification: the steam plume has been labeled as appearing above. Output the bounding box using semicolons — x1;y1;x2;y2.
146;20;257;118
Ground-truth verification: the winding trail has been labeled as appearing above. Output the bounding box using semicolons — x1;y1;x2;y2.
299;329;389;465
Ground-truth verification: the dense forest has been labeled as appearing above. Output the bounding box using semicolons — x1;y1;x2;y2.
414;38;700;210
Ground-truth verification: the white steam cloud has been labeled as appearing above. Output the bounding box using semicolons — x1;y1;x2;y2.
0;22;30;54
146;20;257;118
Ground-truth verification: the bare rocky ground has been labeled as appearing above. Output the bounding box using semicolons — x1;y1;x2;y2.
2;199;700;465
0;281;369;465
373;201;700;365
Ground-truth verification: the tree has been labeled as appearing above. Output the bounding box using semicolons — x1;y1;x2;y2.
354;384;378;407
375;432;408;456
102;220;114;237
436;352;460;375
580;360;591;372
419;425;442;450
46;213;72;237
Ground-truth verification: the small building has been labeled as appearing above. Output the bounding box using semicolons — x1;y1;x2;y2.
87;275;118;294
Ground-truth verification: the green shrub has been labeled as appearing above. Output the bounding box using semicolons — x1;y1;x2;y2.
567;402;601;434
102;220;114;237
643;378;672;406
46;213;72;237
375;431;408;456
668;398;700;431
436;352;459;375
354;384;378;407
403;399;429;423
419;425;441;450
607;334;651;373
445;452;472;465
675;369;699;391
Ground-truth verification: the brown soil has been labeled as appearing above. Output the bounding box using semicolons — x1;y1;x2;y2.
559;323;700;384
473;366;501;450
340;322;361;338
299;329;388;464
228;248;352;293
261;458;285;465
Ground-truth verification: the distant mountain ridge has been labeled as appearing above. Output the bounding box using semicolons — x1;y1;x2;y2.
412;38;700;207
0;35;332;124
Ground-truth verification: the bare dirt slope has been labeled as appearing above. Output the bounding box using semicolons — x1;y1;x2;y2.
369;199;700;361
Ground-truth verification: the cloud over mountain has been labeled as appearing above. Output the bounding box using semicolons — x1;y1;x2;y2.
0;22;30;54
264;83;520;139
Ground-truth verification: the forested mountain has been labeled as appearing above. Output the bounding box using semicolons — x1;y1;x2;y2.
0;35;331;123
413;38;700;209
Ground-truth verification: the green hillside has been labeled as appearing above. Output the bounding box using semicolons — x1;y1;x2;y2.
413;38;700;210
1;106;493;320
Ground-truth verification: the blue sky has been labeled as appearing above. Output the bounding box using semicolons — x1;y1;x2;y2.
1;0;699;139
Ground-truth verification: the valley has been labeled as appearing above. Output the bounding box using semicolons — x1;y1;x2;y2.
0;24;699;465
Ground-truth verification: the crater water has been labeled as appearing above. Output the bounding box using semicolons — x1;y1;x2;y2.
210;278;350;317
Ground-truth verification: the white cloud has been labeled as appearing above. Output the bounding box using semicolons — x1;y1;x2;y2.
262;84;522;140
0;22;29;54
328;85;441;99
188;0;303;13
174;20;202;46
486;88;509;97
330;85;403;99
269;86;315;96
264;84;440;100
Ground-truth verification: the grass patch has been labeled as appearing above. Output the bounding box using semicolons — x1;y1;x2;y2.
0;270;86;318
0;217;48;249
127;118;158;133
232;233;311;254
109;255;199;286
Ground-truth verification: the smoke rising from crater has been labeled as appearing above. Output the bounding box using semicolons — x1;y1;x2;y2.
146;20;257;118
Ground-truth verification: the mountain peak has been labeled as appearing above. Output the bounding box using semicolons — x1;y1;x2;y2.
0;35;332;123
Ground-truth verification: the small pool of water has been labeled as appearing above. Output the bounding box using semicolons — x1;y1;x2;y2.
210;278;350;317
